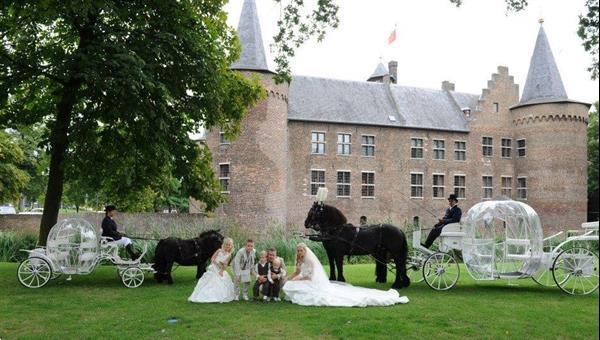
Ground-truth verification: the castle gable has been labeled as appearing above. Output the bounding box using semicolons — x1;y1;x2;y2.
288;75;471;132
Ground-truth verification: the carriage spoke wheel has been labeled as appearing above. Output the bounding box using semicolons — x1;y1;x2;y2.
552;247;599;296
18;257;52;289
423;252;460;291
532;266;555;287
407;250;425;283
121;267;145;288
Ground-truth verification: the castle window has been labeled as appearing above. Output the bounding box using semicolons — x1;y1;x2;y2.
410;172;424;198
310;170;326;195
482;137;493;157
361;135;375;157
482;176;493;199
336;171;351;197
493;102;499;112
311;132;326;154
454;141;466;161
219;132;230;145
411;138;424;159
433;139;445;160
454;175;466;199
517;139;526;157
433;173;445;199
501;138;512;158
219;163;230;193
361;172;375;198
501;176;512;198
517;177;527;200
337;133;352;155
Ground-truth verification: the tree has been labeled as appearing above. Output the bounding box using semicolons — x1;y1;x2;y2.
588;102;599;220
14;125;49;208
1;1;265;245
0;130;29;203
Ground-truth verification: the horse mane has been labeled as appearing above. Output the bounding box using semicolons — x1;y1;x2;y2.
198;229;221;239
324;204;348;226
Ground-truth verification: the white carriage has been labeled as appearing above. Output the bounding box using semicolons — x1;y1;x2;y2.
408;200;599;295
17;218;154;289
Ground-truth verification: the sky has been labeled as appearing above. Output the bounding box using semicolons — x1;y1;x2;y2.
224;0;599;104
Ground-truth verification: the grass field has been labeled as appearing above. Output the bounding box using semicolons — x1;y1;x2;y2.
0;262;598;339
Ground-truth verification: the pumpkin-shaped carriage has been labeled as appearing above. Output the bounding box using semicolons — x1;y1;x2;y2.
17;218;154;288
408;200;598;295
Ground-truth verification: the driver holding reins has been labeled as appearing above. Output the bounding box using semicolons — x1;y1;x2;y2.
421;194;462;249
101;205;140;260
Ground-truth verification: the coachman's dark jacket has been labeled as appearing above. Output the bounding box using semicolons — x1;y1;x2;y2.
101;216;122;240
439;205;462;226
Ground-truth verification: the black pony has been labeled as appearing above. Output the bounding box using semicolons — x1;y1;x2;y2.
304;202;410;289
152;230;224;284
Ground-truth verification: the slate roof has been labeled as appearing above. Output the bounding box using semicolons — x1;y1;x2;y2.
518;25;568;106
231;0;273;73
367;62;390;81
288;76;472;132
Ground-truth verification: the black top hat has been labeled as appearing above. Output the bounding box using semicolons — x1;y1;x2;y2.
104;205;116;212
447;194;458;201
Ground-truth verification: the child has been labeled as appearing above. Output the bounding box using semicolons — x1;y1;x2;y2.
253;251;270;300
267;258;283;301
232;239;256;301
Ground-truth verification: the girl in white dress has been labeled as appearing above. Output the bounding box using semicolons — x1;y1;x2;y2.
282;243;409;307
188;238;235;303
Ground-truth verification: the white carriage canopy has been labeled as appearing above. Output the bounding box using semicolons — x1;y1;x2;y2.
46;218;99;274
462;200;544;280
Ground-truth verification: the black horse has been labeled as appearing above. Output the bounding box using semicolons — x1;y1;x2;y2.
152;230;224;284
304;202;410;289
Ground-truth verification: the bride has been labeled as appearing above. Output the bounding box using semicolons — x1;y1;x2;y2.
188;238;235;303
283;243;409;307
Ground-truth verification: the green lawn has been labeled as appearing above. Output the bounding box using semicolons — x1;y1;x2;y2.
0;262;597;339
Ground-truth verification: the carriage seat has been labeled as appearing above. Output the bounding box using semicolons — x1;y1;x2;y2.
504;238;531;260
581;221;599;231
440;223;465;237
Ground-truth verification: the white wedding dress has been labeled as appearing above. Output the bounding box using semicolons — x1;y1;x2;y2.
188;249;235;303
282;246;409;307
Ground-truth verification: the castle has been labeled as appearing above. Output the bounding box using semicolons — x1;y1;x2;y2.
191;0;590;233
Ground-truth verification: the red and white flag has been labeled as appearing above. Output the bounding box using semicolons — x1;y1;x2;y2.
387;28;397;45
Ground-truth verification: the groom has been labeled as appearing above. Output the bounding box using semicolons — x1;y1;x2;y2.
266;248;287;286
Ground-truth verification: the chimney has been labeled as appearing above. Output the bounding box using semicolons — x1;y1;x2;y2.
442;81;455;91
388;61;398;84
383;74;391;84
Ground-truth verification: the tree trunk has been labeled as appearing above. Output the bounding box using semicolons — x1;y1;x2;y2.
38;90;77;245
37;17;97;245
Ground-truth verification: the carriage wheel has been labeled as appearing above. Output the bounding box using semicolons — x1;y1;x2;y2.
17;257;52;289
121;267;145;288
423;252;460;291
407;250;425;283
552;247;599;296
531;267;555;287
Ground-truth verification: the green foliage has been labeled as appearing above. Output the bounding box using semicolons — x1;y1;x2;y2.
13;125;49;206
589;102;599;196
578;0;599;79
272;0;339;83
0;1;266;234
0;232;37;262
0;130;29;203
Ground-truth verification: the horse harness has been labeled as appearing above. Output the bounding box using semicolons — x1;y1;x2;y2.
175;237;202;259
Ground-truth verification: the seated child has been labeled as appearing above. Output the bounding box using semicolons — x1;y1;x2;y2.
267;258;282;302
253;251;270;300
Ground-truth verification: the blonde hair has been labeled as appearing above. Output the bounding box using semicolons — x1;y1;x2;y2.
222;238;234;253
258;250;267;258
273;258;281;267
295;242;307;266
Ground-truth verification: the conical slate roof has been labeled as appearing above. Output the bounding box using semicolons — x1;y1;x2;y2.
367;62;390;81
231;0;272;72
519;24;568;105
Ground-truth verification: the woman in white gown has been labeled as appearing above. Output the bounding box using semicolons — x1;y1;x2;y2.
188;238;235;303
283;243;409;307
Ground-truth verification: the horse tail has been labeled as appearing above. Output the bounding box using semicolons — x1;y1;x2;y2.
399;229;410;287
152;239;166;273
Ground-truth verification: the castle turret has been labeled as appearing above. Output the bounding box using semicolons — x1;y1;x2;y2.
207;0;289;228
510;21;591;232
